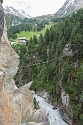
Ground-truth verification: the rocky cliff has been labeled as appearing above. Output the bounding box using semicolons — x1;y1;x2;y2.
0;3;50;125
59;84;73;125
0;3;34;125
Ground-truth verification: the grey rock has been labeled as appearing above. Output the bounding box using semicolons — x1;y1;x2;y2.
55;0;83;18
0;4;4;38
21;122;49;125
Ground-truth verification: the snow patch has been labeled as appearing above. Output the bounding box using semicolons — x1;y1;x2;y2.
3;0;31;18
65;0;75;10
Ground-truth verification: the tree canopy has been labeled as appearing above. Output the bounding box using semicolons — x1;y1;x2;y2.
12;9;83;125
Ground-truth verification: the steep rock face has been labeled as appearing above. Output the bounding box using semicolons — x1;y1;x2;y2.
0;3;34;125
14;83;34;123
0;3;49;125
0;3;4;37
58;82;73;125
0;3;15;125
1;21;19;94
60;89;73;125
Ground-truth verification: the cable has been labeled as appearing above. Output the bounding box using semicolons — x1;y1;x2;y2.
20;52;72;67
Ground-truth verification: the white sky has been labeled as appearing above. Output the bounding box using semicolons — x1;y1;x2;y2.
3;0;67;17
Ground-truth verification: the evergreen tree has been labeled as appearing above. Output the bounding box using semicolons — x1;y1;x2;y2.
38;34;44;55
44;28;50;46
33;35;38;44
38;34;47;61
28;37;34;54
50;27;54;42
52;40;57;55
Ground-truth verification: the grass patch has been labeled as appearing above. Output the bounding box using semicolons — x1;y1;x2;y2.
15;23;53;42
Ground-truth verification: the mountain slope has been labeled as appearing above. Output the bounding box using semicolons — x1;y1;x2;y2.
5;13;23;28
54;0;83;17
3;0;31;18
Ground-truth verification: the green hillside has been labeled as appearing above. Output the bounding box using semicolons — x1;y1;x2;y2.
9;23;53;42
17;23;53;39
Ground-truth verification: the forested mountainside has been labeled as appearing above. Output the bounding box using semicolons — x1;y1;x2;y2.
5;13;23;28
7;18;49;39
12;9;83;125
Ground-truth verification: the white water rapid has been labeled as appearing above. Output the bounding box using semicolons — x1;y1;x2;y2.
33;94;68;125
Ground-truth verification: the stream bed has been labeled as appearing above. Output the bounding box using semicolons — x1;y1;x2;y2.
33;94;68;125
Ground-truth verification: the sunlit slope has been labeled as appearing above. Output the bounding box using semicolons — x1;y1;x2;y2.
16;23;53;40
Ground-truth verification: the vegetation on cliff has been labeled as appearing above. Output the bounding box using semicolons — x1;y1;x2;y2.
12;9;83;125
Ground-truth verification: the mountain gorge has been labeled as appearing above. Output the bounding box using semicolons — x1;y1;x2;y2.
0;2;50;125
0;0;83;125
12;8;83;125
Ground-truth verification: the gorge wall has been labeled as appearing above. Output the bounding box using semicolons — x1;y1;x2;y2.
0;3;34;125
0;3;49;125
59;84;73;125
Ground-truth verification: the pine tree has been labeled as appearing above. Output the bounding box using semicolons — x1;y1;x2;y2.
44;28;50;46
33;35;38;44
38;34;47;61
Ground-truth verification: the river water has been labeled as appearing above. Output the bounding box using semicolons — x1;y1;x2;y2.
33;94;68;125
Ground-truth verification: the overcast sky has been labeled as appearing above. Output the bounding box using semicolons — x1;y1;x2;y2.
3;0;67;17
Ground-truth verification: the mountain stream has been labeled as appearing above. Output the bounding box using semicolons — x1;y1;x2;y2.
33;94;68;125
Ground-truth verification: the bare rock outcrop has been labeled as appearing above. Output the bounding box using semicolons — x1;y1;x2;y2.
14;83;34;123
21;108;50;125
58;84;73;125
0;3;50;125
0;3;4;38
0;3;34;125
0;3;16;125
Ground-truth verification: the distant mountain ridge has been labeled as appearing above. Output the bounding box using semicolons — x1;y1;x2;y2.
3;0;83;28
5;13;23;28
54;0;83;17
3;0;83;19
3;0;31;18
